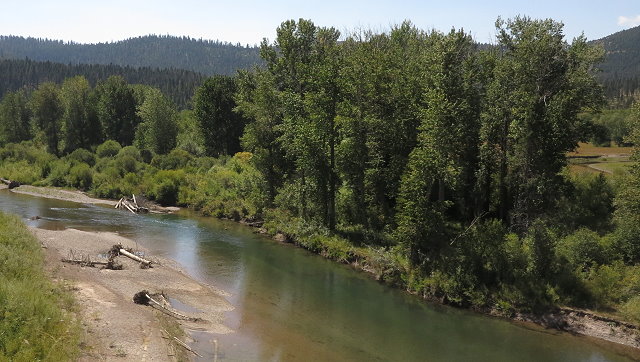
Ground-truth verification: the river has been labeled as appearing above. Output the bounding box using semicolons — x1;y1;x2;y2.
0;189;636;361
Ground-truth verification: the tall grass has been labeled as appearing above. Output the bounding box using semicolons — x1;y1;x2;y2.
0;212;80;361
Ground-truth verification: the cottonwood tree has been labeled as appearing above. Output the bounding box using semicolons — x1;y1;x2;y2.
96;76;139;145
135;88;178;154
395;30;483;266
0;89;31;145
193;75;246;157
61;76;101;152
31;82;63;155
479;17;604;231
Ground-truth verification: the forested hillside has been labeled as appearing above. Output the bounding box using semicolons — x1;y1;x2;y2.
0;35;261;76
594;25;640;105
0;58;203;108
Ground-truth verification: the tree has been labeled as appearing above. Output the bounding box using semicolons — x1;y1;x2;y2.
193;75;246;157
61;76;101;152
479;17;604;231
135;88;178;154
395;30;483;266
613;102;640;262
31;82;63;155
0;89;31;145
236;68;289;204
96;76;140;145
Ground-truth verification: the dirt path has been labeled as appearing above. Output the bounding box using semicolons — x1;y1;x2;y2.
35;228;233;361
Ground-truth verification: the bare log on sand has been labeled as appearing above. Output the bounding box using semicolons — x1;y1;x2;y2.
118;248;152;266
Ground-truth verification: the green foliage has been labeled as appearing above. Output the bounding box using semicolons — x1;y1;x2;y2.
31;82;63;156
149;170;184;205
556;229;608;272
67;148;96;166
176;110;205;156
555;172;615;233
61;76;102;152
151;148;192;170
96;76;139;146
193;75;246;157
0;212;80;360
67;162;93;190
0;89;31;146
96;139;122;158
184;152;266;219
135;88;178;154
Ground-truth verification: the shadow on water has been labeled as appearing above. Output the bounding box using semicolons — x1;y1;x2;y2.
1;189;638;361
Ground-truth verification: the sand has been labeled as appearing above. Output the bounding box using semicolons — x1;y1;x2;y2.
35;227;233;361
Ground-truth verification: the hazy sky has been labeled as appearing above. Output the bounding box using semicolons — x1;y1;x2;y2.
1;1;638;45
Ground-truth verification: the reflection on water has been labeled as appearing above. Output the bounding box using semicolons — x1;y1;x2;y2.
0;189;637;361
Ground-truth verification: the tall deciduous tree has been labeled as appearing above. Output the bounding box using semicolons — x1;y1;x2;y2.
61;76;101;152
0;89;31;145
136;88;178;154
395;30;483;266
96;76;139;145
193;75;246;157
31;82;63;155
479;17;604;231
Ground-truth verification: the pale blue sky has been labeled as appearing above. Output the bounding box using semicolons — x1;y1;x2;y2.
1;1;638;45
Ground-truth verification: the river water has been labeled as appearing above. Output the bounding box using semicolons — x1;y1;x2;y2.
0;189;637;361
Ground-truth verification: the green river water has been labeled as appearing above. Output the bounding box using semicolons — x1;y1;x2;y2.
0;189;638;361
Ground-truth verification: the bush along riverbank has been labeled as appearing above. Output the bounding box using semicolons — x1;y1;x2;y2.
0;211;80;360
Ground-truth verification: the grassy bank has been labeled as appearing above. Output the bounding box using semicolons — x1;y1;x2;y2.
0;212;80;360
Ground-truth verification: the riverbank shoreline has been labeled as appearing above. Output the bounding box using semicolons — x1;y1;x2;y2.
10;185;180;213
34;227;232;360
10;184;640;355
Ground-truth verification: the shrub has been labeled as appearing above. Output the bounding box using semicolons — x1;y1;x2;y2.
149;170;185;205
43;159;71;187
117;145;142;161
151;148;192;170
96;140;121;158
67;163;93;190
556;228;607;272
66;148;95;166
115;155;139;175
0;160;42;184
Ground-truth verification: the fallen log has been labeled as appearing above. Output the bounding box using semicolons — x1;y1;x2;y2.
133;291;200;322
119;248;152;266
61;258;109;266
115;197;123;209
1;178;20;189
122;200;136;214
173;336;203;358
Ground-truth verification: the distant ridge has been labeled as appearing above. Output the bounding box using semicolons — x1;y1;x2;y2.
592;25;640;106
0;34;262;76
0;58;204;109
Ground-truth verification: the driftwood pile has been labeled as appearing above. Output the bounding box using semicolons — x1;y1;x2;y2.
115;194;149;214
133;290;200;322
61;250;109;268
108;244;153;268
61;244;153;269
0;178;20;189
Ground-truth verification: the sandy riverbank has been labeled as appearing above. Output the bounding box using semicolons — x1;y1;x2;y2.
34;227;233;361
11;185;180;213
